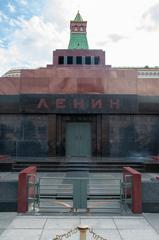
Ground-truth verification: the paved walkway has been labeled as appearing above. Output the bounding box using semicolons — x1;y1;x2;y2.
0;213;159;240
1;172;159;239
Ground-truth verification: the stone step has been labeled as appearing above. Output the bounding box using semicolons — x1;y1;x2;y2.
12;163;143;167
12;163;144;172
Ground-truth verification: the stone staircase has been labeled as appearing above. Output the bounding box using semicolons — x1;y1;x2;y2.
12;157;145;172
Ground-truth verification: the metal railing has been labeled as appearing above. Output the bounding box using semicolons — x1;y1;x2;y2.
37;177;73;212
87;178;122;213
121;174;133;211
27;173;37;212
27;176;129;214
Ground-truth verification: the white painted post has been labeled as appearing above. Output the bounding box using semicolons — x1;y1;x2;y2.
78;225;88;240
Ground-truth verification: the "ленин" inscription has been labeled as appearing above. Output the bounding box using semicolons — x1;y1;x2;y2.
21;94;137;113
37;98;120;110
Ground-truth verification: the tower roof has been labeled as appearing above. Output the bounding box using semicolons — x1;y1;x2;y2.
74;11;83;22
68;11;89;49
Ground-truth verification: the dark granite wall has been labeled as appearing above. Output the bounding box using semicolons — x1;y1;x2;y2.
0;114;49;157
0;114;159;158
0;180;18;211
0;115;20;156
108;115;159;157
17;115;48;157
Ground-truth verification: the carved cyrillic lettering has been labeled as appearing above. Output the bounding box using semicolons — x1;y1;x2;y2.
110;99;120;110
73;99;84;109
56;99;66;109
37;98;49;109
91;99;102;109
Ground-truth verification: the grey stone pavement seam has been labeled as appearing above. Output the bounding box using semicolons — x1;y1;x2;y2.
1;214;159;240
0;212;17;235
112;218;123;240
143;214;159;236
39;217;48;240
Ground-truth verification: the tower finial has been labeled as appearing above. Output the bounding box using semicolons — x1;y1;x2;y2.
74;11;83;22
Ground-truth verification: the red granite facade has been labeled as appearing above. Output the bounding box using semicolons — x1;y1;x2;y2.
1;65;159;95
0;14;159;160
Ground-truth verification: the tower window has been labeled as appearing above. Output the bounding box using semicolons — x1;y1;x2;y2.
58;56;64;64
76;56;82;64
85;56;91;65
94;56;100;65
67;56;73;64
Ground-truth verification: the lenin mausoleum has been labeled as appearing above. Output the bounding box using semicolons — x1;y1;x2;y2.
0;12;159;171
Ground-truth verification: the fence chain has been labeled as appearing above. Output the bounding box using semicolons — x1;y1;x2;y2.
89;228;108;240
52;226;108;240
53;227;78;240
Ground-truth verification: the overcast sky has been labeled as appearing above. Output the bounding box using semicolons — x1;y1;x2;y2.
0;0;159;75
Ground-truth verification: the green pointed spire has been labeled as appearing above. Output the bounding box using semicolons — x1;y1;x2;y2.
68;34;89;49
74;11;83;22
68;11;89;49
